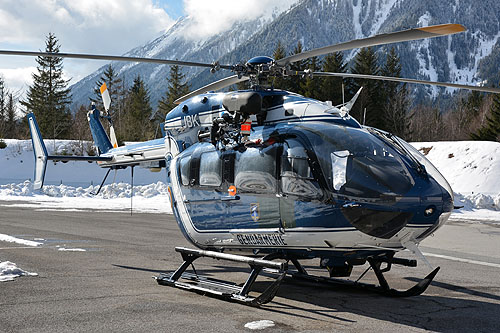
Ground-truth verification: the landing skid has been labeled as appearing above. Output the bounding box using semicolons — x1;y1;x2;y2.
155;247;287;306
285;258;440;297
155;247;440;306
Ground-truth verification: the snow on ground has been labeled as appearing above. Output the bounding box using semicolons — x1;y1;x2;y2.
0;233;43;247
0;261;38;282
0;139;165;186
244;320;275;330
57;248;86;252
0;181;172;214
0;139;499;221
411;141;500;222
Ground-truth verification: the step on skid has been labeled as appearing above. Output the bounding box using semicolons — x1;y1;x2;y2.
155;247;287;306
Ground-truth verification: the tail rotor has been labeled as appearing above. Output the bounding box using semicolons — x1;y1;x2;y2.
100;83;118;148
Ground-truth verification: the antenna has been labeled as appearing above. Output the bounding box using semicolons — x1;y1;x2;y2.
342;80;345;105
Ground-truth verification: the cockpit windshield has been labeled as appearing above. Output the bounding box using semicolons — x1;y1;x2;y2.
295;123;415;199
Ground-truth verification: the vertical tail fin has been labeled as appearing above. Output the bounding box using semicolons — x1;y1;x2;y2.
87;106;113;155
27;113;48;190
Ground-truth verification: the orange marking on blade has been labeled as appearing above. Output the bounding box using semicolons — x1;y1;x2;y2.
418;24;466;35
100;82;107;94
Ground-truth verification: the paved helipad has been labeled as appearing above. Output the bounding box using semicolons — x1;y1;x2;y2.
1;202;499;332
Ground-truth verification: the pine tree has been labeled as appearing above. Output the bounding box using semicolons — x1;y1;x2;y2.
350;47;384;128
5;93;18;138
381;47;412;139
156;65;190;121
320;52;347;104
288;41;307;95
71;104;93;155
271;40;288;90
89;65;124;140
21;33;72;139
471;91;500;141
91;65;123;113
122;75;154;141
300;56;322;99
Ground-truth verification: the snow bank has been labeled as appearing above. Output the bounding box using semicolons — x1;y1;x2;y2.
0;261;38;282
0;180;169;199
410;141;500;220
1;139;499;219
0;233;43;247
0;139;165;186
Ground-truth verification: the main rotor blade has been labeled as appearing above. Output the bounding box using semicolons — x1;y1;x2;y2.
0;50;233;70
313;72;500;94
174;75;249;104
277;24;466;66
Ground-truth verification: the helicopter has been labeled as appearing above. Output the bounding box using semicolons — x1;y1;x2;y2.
4;23;500;306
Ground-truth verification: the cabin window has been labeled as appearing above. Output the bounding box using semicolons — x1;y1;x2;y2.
281;139;321;198
234;145;277;193
179;155;191;186
199;150;222;187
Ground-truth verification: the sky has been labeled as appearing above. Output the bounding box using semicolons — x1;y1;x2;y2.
0;0;296;103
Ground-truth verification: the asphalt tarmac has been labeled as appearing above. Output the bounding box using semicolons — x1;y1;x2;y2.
1;202;499;332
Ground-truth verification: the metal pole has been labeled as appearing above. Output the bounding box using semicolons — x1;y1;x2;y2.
363;107;367;125
130;166;134;216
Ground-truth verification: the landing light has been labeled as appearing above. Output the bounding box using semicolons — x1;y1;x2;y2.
424;206;435;216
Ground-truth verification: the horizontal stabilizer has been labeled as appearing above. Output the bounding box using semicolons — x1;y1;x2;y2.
27;113;113;190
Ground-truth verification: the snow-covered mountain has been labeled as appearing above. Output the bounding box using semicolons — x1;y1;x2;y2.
70;0;500;108
70;1;299;108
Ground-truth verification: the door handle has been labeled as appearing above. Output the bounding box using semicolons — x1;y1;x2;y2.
221;195;240;201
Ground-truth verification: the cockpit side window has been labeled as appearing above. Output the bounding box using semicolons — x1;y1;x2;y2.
179;155;191;186
234;145;277;193
199;150;222;187
281;139;321;199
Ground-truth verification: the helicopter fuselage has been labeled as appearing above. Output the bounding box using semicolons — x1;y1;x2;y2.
160;89;453;264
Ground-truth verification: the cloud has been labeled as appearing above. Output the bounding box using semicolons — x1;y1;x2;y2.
0;0;175;103
0;0;174;53
0;67;36;95
183;0;298;39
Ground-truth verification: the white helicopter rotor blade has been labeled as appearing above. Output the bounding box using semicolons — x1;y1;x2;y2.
0;50;233;70
313;72;500;94
100;83;111;112
277;24;466;66
174;75;249;104
99;83;118;148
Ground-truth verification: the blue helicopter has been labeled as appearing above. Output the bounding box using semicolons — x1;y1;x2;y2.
5;23;500;305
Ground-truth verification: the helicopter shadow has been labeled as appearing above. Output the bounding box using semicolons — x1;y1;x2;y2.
252;277;500;332
113;263;500;331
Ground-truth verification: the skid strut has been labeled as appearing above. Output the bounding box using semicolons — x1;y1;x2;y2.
286;256;439;297
155;247;287;306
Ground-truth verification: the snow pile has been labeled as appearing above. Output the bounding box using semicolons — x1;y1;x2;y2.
244;320;275;330
411;141;500;215
0;180;168;199
1;139;499;219
0;139;165;186
0;233;43;247
0;261;38;282
411;141;500;196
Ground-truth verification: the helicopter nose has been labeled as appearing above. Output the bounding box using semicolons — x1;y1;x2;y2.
412;178;454;240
